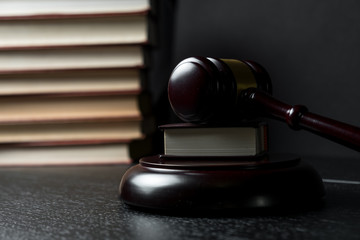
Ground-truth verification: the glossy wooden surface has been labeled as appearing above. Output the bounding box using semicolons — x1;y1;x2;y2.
120;154;325;211
242;88;360;151
168;57;271;123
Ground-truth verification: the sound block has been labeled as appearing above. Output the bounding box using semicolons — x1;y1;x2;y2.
119;154;325;212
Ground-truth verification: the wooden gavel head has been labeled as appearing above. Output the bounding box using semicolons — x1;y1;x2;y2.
168;57;272;123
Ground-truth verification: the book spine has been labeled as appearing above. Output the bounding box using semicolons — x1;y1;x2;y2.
0;11;151;20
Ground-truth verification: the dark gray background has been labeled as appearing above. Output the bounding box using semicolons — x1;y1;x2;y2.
152;0;360;158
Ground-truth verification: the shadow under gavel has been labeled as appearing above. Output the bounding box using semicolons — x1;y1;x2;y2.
168;56;360;152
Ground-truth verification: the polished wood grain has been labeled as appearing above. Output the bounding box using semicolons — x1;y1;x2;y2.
242;88;360;151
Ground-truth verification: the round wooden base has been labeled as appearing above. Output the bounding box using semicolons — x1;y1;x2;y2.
119;154;325;212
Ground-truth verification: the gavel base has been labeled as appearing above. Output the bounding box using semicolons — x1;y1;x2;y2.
119;154;325;213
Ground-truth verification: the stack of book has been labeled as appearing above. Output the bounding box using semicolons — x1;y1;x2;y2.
0;0;155;166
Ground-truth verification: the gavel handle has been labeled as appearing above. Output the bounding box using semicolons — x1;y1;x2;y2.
242;88;360;152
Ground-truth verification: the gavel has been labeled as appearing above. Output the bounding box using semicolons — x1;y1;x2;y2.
168;56;360;152
120;56;339;211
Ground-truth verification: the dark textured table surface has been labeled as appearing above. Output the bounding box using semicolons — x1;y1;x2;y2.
0;156;359;240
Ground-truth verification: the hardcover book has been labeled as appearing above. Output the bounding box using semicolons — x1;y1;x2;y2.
161;123;268;157
0;138;153;166
0;68;145;96
0;45;145;72
0;0;151;18
0;15;153;48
